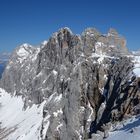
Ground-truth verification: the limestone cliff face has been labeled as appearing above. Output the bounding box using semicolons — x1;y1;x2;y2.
1;27;139;140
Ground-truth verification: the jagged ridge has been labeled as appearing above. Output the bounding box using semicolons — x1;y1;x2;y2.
0;27;140;140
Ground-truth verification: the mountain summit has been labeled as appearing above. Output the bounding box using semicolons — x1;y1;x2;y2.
0;27;140;140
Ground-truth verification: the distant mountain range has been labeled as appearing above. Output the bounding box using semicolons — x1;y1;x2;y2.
0;52;10;78
0;62;6;78
0;52;11;62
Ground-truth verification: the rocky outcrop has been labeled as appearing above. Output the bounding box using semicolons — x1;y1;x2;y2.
0;27;139;140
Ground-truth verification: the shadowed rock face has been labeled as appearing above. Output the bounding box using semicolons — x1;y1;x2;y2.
0;27;139;140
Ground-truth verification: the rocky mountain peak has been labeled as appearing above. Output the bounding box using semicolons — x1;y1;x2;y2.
11;43;39;64
108;28;119;37
16;43;33;55
81;27;101;37
58;27;73;36
0;27;139;140
40;27;128;58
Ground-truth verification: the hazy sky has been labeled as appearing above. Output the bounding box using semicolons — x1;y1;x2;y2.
0;0;140;52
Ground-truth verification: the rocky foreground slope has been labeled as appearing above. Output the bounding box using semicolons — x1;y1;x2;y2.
0;27;140;140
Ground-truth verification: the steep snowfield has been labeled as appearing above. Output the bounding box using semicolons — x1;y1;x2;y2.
106;116;140;140
15;43;40;64
0;88;45;140
133;56;140;77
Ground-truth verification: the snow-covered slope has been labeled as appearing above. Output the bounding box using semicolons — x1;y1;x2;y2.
133;55;140;77
107;116;140;140
0;88;45;140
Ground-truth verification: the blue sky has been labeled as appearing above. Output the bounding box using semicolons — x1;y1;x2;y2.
0;0;140;53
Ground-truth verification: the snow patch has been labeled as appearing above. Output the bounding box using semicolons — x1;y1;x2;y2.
133;56;140;77
54;94;62;102
42;40;48;46
56;123;63;131
0;88;45;140
133;68;140;77
52;70;58;76
53;108;63;117
87;102;94;122
17;46;29;57
107;116;140;140
42;120;50;139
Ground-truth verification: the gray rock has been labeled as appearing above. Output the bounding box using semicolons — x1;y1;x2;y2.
91;133;103;140
0;27;138;140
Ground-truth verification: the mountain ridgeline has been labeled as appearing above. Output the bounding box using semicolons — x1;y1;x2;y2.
0;27;140;140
